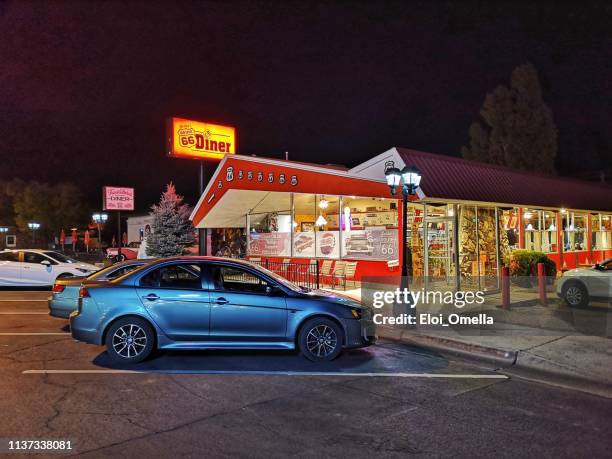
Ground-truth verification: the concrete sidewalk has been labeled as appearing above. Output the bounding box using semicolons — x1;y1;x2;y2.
377;325;612;398
340;285;612;397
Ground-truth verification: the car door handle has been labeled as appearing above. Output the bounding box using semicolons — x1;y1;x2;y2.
142;293;160;301
213;297;229;305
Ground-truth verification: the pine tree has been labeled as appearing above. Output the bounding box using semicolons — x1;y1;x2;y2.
461;64;558;174
146;182;195;257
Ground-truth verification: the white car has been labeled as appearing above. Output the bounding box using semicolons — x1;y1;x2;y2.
556;258;612;307
0;249;99;286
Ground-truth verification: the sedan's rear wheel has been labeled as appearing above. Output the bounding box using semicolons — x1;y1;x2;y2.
562;281;589;308
105;317;154;363
299;318;343;362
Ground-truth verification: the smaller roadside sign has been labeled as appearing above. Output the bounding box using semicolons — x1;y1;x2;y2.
103;186;135;211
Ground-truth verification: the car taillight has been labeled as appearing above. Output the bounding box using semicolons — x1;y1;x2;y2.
52;284;65;293
79;286;90;298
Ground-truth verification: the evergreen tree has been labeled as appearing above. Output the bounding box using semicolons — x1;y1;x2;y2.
461;64;558;174
146;183;195;257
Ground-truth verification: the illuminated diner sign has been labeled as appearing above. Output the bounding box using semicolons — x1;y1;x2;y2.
167;117;236;161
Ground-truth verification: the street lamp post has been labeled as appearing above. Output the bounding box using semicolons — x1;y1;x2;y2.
27;222;41;247
92;213;108;256
385;165;422;313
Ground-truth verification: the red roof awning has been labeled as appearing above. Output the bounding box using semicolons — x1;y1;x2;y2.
397;148;612;212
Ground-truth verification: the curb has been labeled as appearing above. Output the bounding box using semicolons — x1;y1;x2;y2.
378;327;517;366
377;326;612;398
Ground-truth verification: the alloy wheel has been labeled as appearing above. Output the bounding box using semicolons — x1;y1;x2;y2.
112;324;147;359
306;325;338;357
565;286;582;306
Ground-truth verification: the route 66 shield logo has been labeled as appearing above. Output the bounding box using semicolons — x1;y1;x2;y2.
238;170;244;180
257;172;264;182
268;172;274;183
226;167;234;182
290;175;298;186
279;174;286;184
247;171;253;180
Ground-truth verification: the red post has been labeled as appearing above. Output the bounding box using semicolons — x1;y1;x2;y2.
537;262;548;306
501;266;510;309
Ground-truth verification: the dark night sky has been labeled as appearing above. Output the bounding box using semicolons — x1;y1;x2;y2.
1;0;611;212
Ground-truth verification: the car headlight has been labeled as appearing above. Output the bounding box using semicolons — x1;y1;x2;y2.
350;308;362;319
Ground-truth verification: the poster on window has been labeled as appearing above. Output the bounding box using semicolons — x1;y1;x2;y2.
293;231;315;257
342;229;398;260
316;231;340;258
248;232;290;256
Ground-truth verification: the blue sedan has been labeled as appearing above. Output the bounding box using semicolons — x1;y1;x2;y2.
70;257;376;363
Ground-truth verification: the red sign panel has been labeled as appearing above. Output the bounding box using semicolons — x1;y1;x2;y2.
103;186;135;211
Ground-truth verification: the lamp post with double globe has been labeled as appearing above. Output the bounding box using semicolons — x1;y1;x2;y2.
385;165;422;303
92;213;108;256
27;222;41;247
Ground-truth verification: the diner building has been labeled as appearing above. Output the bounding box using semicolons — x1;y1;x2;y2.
190;148;612;291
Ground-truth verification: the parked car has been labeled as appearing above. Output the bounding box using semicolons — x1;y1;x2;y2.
106;242;140;261
557;258;612;307
70;256;376;363
0;249;98;286
49;259;149;318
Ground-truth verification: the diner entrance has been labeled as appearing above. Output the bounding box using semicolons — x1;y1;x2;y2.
424;214;458;292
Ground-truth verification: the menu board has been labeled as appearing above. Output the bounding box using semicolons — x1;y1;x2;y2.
248;232;290;256
342;229;398;260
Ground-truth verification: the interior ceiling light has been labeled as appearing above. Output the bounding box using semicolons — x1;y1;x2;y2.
319;197;329;209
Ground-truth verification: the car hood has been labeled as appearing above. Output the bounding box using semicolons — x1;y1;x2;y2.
563;267;597;277
71;262;99;271
303;289;368;310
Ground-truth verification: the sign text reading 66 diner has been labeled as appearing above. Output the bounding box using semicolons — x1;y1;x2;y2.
167;117;236;161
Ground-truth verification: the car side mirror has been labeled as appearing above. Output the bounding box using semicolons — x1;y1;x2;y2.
40;260;51;266
266;285;283;296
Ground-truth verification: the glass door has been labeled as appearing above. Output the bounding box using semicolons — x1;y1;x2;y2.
424;215;457;292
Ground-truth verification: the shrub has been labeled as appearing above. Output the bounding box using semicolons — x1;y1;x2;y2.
504;250;557;281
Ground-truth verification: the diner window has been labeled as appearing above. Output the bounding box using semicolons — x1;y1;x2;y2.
293;193;318;258
340;196;398;260
523;209;538;251
314;195;340;258
592;214;612;250
247;192;291;257
563;212;586;252
522;209;558;253
499;208;519;252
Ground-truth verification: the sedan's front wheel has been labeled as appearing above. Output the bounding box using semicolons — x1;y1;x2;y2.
562;281;589;308
298;318;343;362
105;317;154;363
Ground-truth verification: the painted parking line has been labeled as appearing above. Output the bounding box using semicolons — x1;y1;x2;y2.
22;369;508;379
0;332;69;336
0;299;48;302
0;312;49;315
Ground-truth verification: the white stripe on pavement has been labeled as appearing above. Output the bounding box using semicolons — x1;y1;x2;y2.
0;332;69;336
22;369;508;379
0;312;49;314
0;299;48;302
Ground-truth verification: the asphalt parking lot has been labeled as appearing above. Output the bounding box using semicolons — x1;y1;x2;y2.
1;290;611;458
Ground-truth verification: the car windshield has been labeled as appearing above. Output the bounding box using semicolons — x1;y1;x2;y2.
249;263;303;293
43;251;77;263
